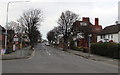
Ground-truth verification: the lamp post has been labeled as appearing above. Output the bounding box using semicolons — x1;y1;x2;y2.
88;34;92;57
5;1;30;51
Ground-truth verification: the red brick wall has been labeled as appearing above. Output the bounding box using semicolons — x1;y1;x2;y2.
0;34;5;48
95;18;99;25
58;43;64;48
77;39;88;47
82;17;90;22
0;35;2;40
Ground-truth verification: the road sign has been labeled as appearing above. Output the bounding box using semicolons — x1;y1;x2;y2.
14;38;19;42
14;34;19;41
14;34;18;38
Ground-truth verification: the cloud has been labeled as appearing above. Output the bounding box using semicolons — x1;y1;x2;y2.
0;0;118;39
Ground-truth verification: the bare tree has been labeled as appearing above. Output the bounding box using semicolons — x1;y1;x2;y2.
47;30;55;44
7;21;24;33
57;10;79;50
18;9;43;48
37;30;42;42
7;21;17;30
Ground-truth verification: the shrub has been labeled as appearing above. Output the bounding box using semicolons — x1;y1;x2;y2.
91;42;120;59
70;40;76;49
71;46;83;51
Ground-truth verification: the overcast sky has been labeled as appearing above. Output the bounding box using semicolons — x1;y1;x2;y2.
0;0;119;39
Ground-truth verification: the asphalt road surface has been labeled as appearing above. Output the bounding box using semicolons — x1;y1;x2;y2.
2;43;118;73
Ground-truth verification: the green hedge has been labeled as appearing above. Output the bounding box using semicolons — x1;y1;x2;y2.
91;42;120;59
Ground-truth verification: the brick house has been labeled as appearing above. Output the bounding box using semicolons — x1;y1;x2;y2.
0;25;5;49
97;24;120;43
72;17;102;48
7;30;15;51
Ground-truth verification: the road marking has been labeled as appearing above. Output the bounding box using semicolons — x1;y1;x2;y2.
43;46;51;56
27;50;35;60
46;51;51;55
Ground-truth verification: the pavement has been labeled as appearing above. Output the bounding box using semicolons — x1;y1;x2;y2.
55;46;119;66
0;46;34;60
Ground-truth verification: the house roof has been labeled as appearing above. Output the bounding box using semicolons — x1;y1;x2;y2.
73;21;100;34
0;25;6;34
0;25;5;30
98;24;120;35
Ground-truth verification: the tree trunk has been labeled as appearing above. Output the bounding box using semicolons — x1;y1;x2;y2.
63;39;68;51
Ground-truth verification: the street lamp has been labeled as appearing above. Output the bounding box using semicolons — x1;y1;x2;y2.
88;34;92;57
5;1;30;50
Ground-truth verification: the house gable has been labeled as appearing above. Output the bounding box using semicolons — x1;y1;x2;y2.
72;17;103;47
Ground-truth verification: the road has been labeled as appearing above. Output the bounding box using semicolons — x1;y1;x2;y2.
2;43;118;73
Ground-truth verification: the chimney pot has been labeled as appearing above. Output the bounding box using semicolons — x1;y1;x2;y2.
82;17;90;22
95;18;99;25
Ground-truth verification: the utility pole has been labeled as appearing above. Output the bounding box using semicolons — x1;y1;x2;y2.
5;1;30;51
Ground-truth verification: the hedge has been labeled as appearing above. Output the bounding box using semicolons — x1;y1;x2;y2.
91;42;120;59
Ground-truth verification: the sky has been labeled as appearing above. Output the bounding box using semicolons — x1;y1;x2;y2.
0;0;119;39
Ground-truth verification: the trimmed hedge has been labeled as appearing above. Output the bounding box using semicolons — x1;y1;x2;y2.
91;42;120;59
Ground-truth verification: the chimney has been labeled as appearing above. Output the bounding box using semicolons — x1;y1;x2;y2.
82;17;90;22
95;18;99;25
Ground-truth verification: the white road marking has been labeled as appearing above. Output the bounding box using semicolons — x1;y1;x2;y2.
27;50;35;60
46;51;51;55
43;46;51;55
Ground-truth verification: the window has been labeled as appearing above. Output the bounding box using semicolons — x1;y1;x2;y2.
80;22;83;25
100;35;102;39
111;34;113;38
101;35;105;39
83;23;87;26
96;28;100;30
80;22;87;26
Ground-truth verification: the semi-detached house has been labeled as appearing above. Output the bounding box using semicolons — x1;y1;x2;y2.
97;24;120;43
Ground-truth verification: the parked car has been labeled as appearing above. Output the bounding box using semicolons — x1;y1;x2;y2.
45;42;50;46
